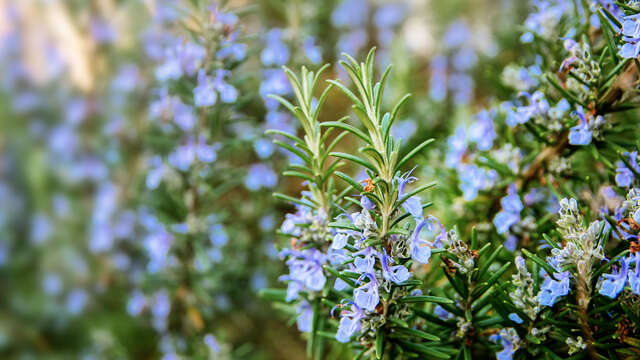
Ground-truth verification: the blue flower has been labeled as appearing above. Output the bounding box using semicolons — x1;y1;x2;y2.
434;305;453;320
336;29;368;57
354;273;379;311
195;136;221;163
245;164;277;191
620;17;640;58
568;108;592;146
284;248;327;292
253;138;275;159
333;301;365;343
538;270;570;307
490;328;520;360
616;166;634;187
331;0;368;28
127;290;146;316
507;91;548;126
508;313;523;324
353;247;378;274
332;233;349;250
493;184;523;234
468;110;496;151
445;126;467;168
217;34;247;61
396;167;423;220
296;301;313;332
599;258;628;298
443;20;470;49
66;288;89;315
172;98;197;131
390;119;417;142
628;253;640;295
430;55;448;102
284;280;303;302
212;69;238;104
194;69;217;107
260;70;292;109
409;219;434;264
373;3;407;28
360;196;375;211
334;277;350;291
261;29;289;66
459;164;491;201
303;37;322;64
204;334;220;354
615;152;639;187
379;248;411;284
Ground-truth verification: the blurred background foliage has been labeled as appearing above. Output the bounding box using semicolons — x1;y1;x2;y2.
0;0;586;359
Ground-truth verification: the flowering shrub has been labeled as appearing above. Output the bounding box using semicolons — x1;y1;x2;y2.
261;1;640;359
3;0;640;359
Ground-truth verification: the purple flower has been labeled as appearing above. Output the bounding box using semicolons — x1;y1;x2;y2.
568;124;592;145
91;17;116;44
504;234;518;252
210;5;238;26
452;47;477;72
